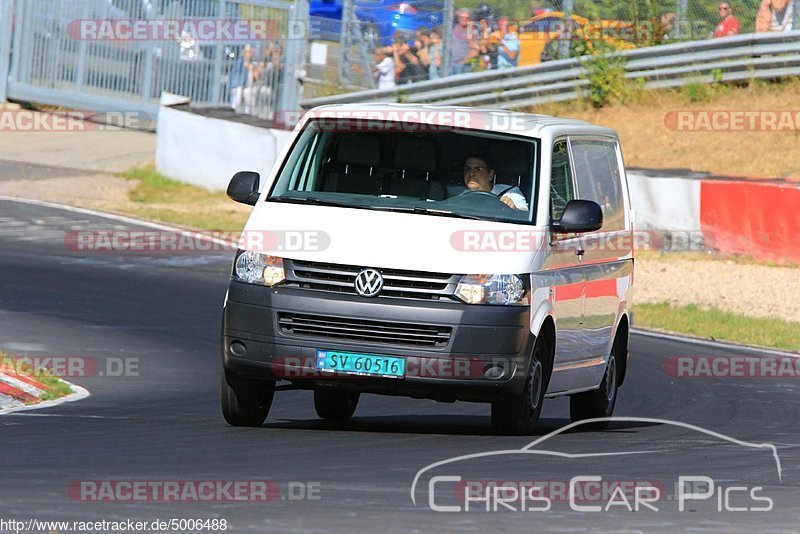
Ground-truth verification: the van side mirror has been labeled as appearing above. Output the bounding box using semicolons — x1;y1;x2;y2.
227;171;261;205
551;199;603;233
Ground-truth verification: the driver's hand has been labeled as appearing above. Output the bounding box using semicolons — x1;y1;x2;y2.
500;195;516;209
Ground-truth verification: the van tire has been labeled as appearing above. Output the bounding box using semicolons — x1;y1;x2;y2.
491;336;550;435
221;371;274;427
314;389;360;421
569;345;619;429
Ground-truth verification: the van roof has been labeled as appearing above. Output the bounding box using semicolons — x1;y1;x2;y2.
308;103;618;139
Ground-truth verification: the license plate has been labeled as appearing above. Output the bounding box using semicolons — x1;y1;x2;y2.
316;350;405;378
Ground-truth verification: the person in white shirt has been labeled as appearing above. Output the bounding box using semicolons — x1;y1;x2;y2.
463;154;529;211
373;47;396;90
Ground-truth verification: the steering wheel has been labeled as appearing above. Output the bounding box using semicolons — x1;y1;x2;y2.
454;189;518;211
459;190;500;200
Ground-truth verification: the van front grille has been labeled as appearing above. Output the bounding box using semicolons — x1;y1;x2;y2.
284;259;459;301
277;312;452;348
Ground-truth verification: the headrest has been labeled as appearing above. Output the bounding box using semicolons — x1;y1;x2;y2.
395;137;437;172
491;143;531;181
337;134;380;167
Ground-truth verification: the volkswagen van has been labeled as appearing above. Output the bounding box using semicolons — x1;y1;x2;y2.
221;104;634;435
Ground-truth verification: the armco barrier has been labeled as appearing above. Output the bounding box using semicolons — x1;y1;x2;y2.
301;31;800;110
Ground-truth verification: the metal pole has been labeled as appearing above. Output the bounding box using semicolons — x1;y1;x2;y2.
0;0;14;102
210;0;227;105
279;0;308;120
559;0;574;59
441;0;454;77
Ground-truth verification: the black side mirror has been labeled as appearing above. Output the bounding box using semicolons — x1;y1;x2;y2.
227;171;261;205
551;199;603;233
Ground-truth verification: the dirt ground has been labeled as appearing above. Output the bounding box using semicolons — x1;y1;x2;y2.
534;80;800;180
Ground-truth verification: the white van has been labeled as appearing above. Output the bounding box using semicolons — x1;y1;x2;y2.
221;104;634;435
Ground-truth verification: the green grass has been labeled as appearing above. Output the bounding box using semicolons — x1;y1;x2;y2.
633;303;800;352
0;353;73;402
119;166;250;232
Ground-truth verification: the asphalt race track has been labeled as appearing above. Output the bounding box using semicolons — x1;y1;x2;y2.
1;198;799;532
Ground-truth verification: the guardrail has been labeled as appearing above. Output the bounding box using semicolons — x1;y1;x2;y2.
300;31;800;110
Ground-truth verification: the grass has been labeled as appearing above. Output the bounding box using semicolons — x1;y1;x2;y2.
529;77;800;179
120;165;250;232
0;353;73;402
633;302;800;352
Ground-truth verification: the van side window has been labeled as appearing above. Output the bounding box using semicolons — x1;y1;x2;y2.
550;141;574;220
570;140;624;231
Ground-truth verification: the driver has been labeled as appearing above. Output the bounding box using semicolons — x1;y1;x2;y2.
463;153;529;211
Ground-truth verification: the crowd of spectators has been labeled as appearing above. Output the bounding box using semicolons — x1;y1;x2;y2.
372;7;521;89
229;41;284;117
372;0;797;89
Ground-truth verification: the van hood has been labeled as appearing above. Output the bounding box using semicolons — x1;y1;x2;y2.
242;202;545;274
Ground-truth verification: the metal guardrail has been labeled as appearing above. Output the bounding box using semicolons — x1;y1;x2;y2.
300;31;800;111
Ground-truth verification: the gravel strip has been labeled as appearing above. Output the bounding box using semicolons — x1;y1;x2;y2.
636;257;800;323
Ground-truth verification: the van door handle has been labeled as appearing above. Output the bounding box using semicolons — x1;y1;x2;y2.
576;249;585;259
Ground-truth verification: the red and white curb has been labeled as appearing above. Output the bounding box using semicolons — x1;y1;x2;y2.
0;371;89;415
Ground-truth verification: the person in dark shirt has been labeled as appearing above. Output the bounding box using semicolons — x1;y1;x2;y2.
392;38;429;84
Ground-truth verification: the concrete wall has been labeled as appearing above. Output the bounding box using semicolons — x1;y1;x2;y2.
156;103;292;191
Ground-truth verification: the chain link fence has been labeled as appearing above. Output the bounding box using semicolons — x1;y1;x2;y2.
5;0;303;121
301;0;799;98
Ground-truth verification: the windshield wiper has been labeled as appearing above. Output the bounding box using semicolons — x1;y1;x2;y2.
269;196;353;208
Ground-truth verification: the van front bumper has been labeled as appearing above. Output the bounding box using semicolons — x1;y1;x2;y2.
222;281;534;403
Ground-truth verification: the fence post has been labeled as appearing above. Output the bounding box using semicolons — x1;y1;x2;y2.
441;0;454;77
210;0;227;105
0;0;14;102
559;0;574;60
279;0;308;120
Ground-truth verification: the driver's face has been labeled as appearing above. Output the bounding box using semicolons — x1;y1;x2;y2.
463;157;494;192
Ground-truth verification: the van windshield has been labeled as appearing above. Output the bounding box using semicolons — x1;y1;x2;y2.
267;119;539;224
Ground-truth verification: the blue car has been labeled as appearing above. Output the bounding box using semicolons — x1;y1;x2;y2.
309;0;445;48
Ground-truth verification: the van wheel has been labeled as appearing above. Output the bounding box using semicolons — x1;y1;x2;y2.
314;388;360;421
491;336;550;435
221;371;274;427
569;349;618;429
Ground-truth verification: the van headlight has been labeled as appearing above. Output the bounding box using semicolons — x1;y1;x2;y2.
455;274;529;305
234;251;285;286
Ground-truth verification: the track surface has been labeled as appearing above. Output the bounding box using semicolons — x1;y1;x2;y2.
1;198;799;532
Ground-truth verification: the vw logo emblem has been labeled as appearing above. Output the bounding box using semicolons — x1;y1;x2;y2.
354;268;384;298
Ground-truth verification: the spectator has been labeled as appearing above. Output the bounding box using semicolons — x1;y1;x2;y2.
476;14;496;70
713;2;741;37
413;30;432;72
659;12;677;41
428;30;443;79
229;45;255;111
756;0;795;31
373;46;396;90
393;38;428;84
451;8;478;75
496;18;520;69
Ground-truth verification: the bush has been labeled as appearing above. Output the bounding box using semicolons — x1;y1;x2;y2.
582;51;631;108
